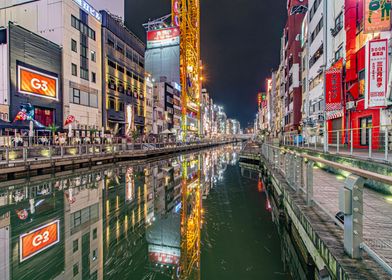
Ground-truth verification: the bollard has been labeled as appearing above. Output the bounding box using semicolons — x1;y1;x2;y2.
340;175;364;259
368;128;372;159
23;147;27;163
61;146;64;158
306;160;314;206
385;128;389;162
79;145;82;155
337;131;340;154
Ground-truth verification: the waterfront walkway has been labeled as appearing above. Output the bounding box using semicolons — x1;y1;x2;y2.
240;141;392;278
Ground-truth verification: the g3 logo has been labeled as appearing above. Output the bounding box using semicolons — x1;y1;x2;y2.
31;78;49;91
32;230;50;247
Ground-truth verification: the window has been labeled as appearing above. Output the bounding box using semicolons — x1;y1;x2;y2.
332;12;344;36
71;15;96;40
108;59;116;69
334;46;343;62
109;98;115;110
73;210;81;227
116;43;124;54
358;70;365;98
73;264;79;277
93;228;97;239
91;72;96;83
310;18;323;44
360;116;372;146
92;249;98;261
80;91;89;106
119;101;124;112
72;63;77;76
89;94;98;108
91;50;96;62
80;67;89;80
81;45;88;58
107;38;115;47
73;239;78;253
117;65;124;73
71;39;77;52
309;44;323;68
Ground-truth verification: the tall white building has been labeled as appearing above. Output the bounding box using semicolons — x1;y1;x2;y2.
0;0;103;131
302;0;345;131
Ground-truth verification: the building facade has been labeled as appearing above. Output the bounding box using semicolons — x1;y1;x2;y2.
0;23;62;127
101;10;145;135
1;0;103;133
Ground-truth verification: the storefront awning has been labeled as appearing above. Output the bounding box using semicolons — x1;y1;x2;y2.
326;110;344;120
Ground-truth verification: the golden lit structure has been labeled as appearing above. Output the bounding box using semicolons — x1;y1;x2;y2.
179;156;201;279
173;0;201;139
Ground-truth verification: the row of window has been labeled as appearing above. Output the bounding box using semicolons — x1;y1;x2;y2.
71;39;96;61
310;17;323;44
309;0;322;22
309;44;323;68
309;72;323;91
71;63;96;83
70;88;99;108
71;15;96;40
107;37;144;68
107;59;144;83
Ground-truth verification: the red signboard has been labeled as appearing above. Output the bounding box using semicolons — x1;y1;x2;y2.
147;27;180;48
19;220;60;262
325;60;343;112
366;39;388;108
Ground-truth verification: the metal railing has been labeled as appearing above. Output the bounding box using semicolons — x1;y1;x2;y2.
261;143;392;276
283;125;392;163
0;139;239;165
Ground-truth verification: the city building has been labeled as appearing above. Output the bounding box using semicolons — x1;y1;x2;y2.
101;10;145;135
0;23;62;128
283;0;308;134
145;73;154;135
1;0;103;133
343;0;392;149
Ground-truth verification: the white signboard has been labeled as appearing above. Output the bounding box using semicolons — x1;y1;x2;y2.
73;0;102;22
365;39;388;109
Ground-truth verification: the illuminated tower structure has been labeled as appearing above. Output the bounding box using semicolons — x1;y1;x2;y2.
173;0;202;139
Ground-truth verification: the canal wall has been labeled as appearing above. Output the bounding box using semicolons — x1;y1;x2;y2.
0;141;241;181
259;156;390;280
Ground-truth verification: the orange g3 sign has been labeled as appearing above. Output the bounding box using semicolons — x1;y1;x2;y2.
18;66;58;100
19;220;60;262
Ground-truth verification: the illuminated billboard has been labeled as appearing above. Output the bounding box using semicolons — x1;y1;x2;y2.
364;0;392;33
147;27;180;49
365;39;389;108
18;66;58;100
19;220;60;262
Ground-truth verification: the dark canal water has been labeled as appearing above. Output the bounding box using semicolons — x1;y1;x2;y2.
0;144;295;280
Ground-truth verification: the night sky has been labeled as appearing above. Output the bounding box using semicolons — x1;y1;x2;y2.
125;0;287;127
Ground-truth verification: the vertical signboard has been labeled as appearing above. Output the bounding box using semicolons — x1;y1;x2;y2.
364;0;392;33
19;220;60;262
172;0;180;27
365;39;388;108
325;65;343;111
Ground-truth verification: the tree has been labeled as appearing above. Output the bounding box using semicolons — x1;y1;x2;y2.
46;124;58;142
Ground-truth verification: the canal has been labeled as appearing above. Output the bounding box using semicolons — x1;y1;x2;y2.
0;144;293;280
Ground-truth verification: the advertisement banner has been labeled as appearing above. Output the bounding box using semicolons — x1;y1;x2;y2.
365;39;388;108
325;61;343;112
147;27;180;49
19;220;60;262
364;0;392;33
18;66;58;100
